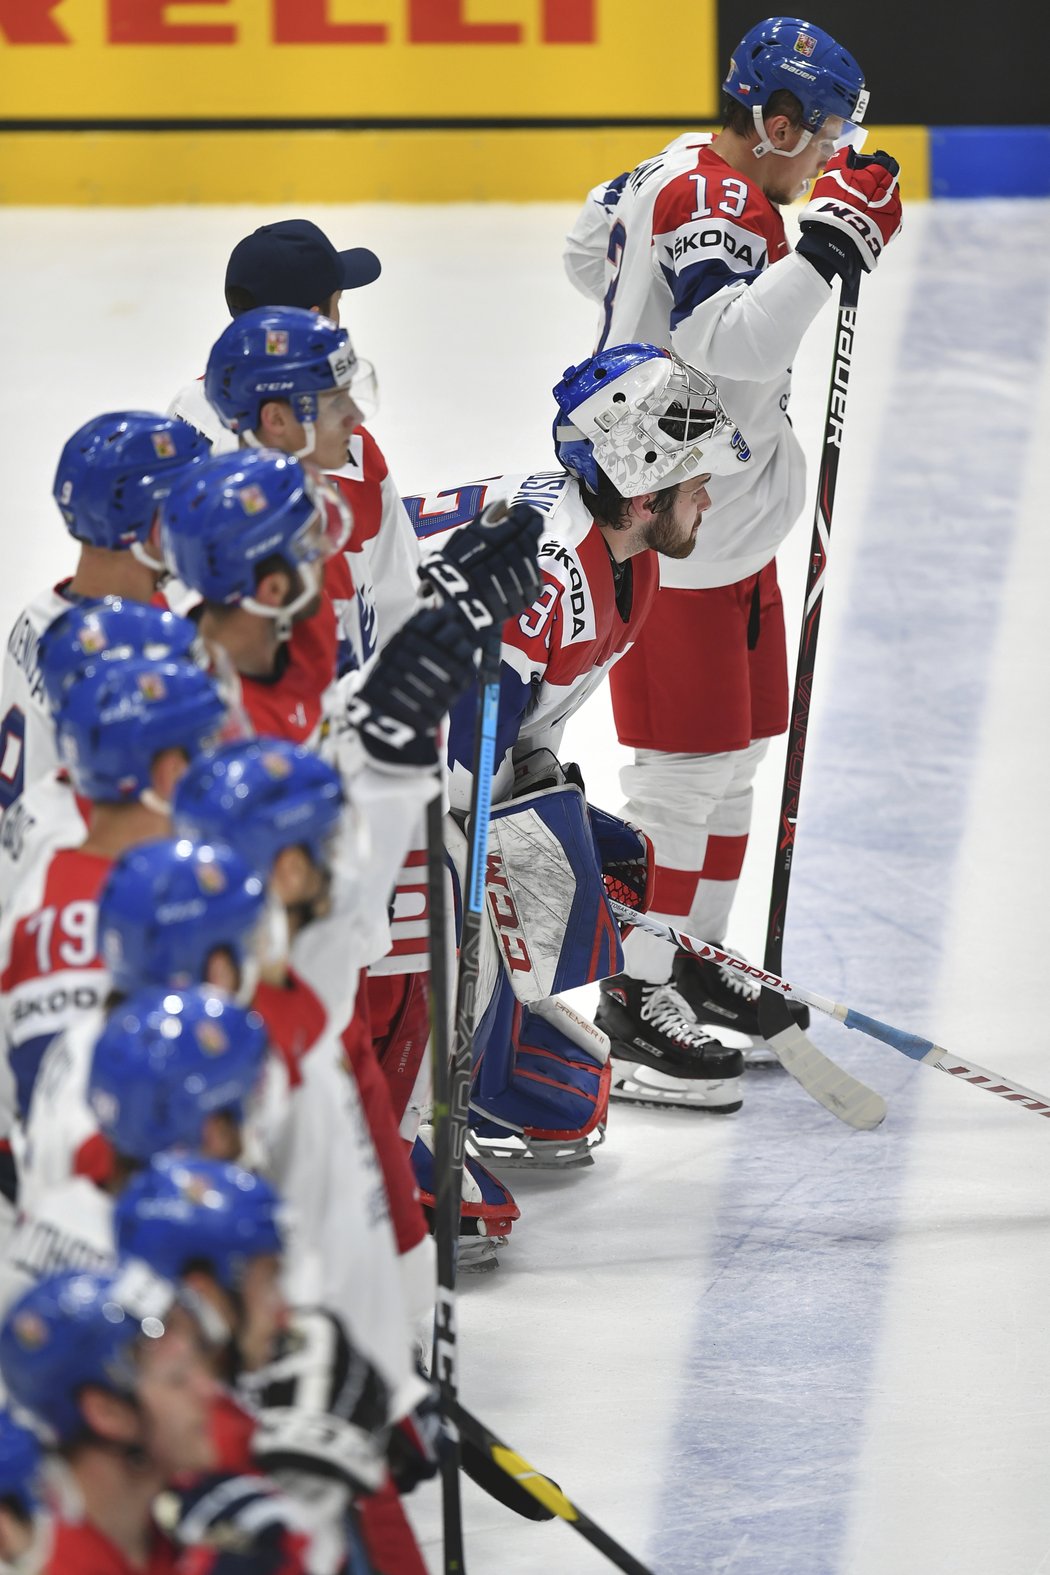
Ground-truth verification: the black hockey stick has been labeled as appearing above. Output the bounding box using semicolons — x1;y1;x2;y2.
431;632;503;1575
757;269;888;1125
453;1401;655;1575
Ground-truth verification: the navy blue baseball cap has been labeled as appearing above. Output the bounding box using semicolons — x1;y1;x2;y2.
224;219;382;316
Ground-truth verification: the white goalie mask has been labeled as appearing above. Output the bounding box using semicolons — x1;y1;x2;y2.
554;347;751;497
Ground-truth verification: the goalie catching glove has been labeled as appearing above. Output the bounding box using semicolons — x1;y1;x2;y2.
797;147;902;282
419;499;544;633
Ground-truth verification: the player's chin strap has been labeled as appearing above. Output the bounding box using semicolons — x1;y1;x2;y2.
242;559;323;643
751;103;815;160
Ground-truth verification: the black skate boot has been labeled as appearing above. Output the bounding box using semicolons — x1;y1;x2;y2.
671;944;810;1066
595;974;744;1111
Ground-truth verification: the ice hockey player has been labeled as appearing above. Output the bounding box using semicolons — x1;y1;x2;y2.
171;738;436;1344
564;18;901;1081
406;341;752;1168
0;1260;318;1574
0;655;229;1124
2;986;269;1314
114;1153;407;1574
0;412;208;812
89;838;438;1573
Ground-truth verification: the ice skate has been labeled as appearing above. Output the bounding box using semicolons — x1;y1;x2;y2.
672;944;809;1066
595;974;744;1111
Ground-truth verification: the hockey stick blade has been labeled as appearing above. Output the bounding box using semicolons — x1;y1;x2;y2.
757;989;887;1130
452;1402;655;1575
610;904;886;1131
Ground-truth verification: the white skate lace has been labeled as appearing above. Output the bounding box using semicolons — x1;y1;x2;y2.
715;945;761;1002
640;983;717;1048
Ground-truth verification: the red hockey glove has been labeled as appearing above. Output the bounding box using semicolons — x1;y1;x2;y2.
797;148;902;280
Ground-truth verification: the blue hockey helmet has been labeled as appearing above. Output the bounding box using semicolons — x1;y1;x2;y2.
0;1261;178;1445
553;343;749;496
97;838;271;1000
114;1154;284;1295
38;596;200;713
203;305;377;443
53;412;210;558
159;448;348;622
88;986;268;1161
53;657;229;805
0;1409;43;1516
173;738;344;880
724;18;868;158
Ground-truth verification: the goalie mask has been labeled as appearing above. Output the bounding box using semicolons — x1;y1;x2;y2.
553;343;750;497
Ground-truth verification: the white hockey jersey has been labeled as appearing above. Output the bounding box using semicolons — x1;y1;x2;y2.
0;768;88;919
0;583;81;812
564;133;834;589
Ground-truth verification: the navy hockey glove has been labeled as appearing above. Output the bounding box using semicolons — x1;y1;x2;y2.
346;602;479;769
797;148;902;283
156;1473;310;1574
420;500;544;633
386;1381;448;1495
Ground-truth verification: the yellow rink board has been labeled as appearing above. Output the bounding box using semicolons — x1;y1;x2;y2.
0;125;930;204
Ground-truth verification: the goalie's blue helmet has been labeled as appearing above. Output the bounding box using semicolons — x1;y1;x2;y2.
173;738;344;879
54;658;227;805
159;449;347;616
97;838;268;998
88;987;267;1161
204;305;371;437
114;1154;284;1294
553;343;748;497
724;18;867;156
38;597;200;713
0;1262;178;1445
53;412;210;552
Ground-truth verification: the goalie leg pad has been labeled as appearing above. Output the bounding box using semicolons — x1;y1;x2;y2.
410;1121;519;1273
487;782;622;1002
469;976;610;1168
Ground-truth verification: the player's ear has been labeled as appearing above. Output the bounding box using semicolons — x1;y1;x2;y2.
80;1385;140;1444
257;399;293;446
253;568;292;609
628;491;659;521
149;746;188;806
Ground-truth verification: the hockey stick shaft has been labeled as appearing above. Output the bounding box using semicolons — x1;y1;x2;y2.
431;636;502;1574
452;1401;655;1575
614;904;1050;1121
765;268;861;975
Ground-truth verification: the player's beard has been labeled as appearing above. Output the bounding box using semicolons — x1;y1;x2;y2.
644;508;701;561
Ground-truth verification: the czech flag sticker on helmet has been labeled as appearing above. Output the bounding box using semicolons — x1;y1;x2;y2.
137;672;168;702
12;1311;49;1352
265;330;289;356
794;30;817;56
151;431;177;459
77;621;108;655
260;750;293;781
194;1021;228;1057
194;858;227;896
237;484;268;516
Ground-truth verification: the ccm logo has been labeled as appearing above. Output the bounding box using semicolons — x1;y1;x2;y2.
2;1;595;47
486;852;532;974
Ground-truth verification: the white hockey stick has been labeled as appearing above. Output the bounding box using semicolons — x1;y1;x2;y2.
611;903;886;1129
613;904;1050;1124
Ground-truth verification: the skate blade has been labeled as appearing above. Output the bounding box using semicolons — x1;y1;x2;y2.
609;1061;743;1113
457;1234;508;1274
468;1130;602;1170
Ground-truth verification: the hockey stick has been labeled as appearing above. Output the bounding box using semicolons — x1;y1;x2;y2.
612;904;1050;1122
453;1401;655;1575
430;632;503;1575
755;268;891;1121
